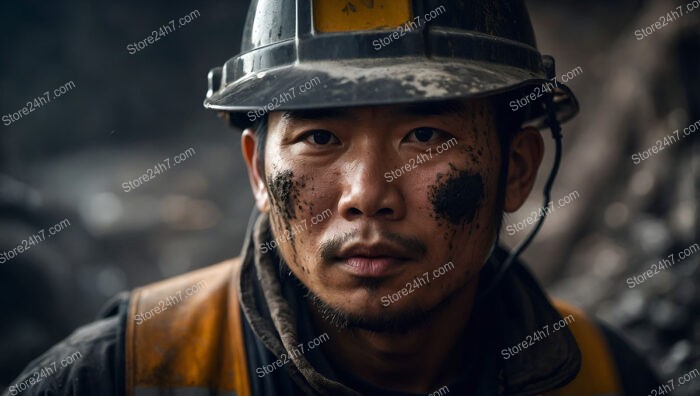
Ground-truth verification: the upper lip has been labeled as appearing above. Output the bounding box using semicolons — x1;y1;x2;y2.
336;241;414;261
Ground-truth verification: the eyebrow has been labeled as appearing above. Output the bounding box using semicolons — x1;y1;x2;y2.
281;100;468;123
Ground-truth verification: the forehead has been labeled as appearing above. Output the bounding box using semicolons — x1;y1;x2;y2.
269;99;495;127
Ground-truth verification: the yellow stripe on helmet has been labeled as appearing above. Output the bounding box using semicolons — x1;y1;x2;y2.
313;0;413;32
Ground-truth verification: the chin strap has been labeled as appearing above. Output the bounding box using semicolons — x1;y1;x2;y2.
476;85;564;305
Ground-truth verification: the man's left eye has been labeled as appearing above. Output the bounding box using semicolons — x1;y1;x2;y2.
406;127;440;143
303;130;337;145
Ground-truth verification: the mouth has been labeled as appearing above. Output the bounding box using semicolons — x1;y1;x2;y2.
335;243;414;277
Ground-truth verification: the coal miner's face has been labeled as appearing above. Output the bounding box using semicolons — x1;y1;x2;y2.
243;100;513;332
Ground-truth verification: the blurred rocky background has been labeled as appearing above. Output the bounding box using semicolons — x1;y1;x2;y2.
0;0;698;394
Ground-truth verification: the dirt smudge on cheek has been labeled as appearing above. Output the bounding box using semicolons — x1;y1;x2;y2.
428;169;485;227
428;163;491;281
267;169;302;262
268;169;297;220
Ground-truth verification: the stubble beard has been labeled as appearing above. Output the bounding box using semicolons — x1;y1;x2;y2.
300;274;471;335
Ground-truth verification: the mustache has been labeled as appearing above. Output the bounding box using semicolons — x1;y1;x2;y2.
319;230;427;263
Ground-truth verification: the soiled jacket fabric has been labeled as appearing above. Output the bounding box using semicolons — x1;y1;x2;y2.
3;213;660;395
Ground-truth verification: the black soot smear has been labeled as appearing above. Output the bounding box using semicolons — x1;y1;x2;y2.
267;169;302;262
429;170;484;226
268;170;297;220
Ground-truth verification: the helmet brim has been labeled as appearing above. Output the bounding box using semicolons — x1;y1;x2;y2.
204;57;578;130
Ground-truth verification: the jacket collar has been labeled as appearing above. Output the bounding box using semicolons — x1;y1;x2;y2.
483;248;581;395
237;213;580;395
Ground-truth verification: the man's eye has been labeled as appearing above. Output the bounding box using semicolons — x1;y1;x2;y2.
303;130;337;145
406;128;439;143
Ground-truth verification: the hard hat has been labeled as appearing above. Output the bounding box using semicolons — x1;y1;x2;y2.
204;0;578;130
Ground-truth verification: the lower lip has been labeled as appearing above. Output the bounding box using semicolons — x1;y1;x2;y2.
340;257;405;277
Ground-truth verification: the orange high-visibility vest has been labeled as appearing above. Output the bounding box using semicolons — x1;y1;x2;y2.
125;259;622;396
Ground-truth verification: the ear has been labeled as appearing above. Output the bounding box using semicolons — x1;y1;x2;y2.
241;128;270;212
504;127;544;212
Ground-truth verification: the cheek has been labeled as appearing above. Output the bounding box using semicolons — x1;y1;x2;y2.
419;168;497;289
267;169;297;220
265;166;337;272
428;170;484;226
419;142;500;256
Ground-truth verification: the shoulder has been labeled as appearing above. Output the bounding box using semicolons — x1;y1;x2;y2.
3;258;244;396
2;293;129;396
128;257;241;325
550;299;660;395
125;258;248;393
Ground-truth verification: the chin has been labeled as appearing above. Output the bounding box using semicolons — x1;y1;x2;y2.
308;287;440;334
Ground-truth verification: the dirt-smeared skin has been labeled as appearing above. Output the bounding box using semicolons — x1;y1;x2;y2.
268;169;296;220
267;169;301;261
429;166;485;226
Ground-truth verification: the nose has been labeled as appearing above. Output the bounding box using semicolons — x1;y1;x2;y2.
337;148;406;221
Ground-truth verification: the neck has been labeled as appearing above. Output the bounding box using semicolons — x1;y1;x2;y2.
310;276;479;394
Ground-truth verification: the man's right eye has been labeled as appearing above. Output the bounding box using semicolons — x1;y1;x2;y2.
302;130;338;145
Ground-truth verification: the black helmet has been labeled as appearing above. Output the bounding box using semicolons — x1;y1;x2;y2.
204;0;578;129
